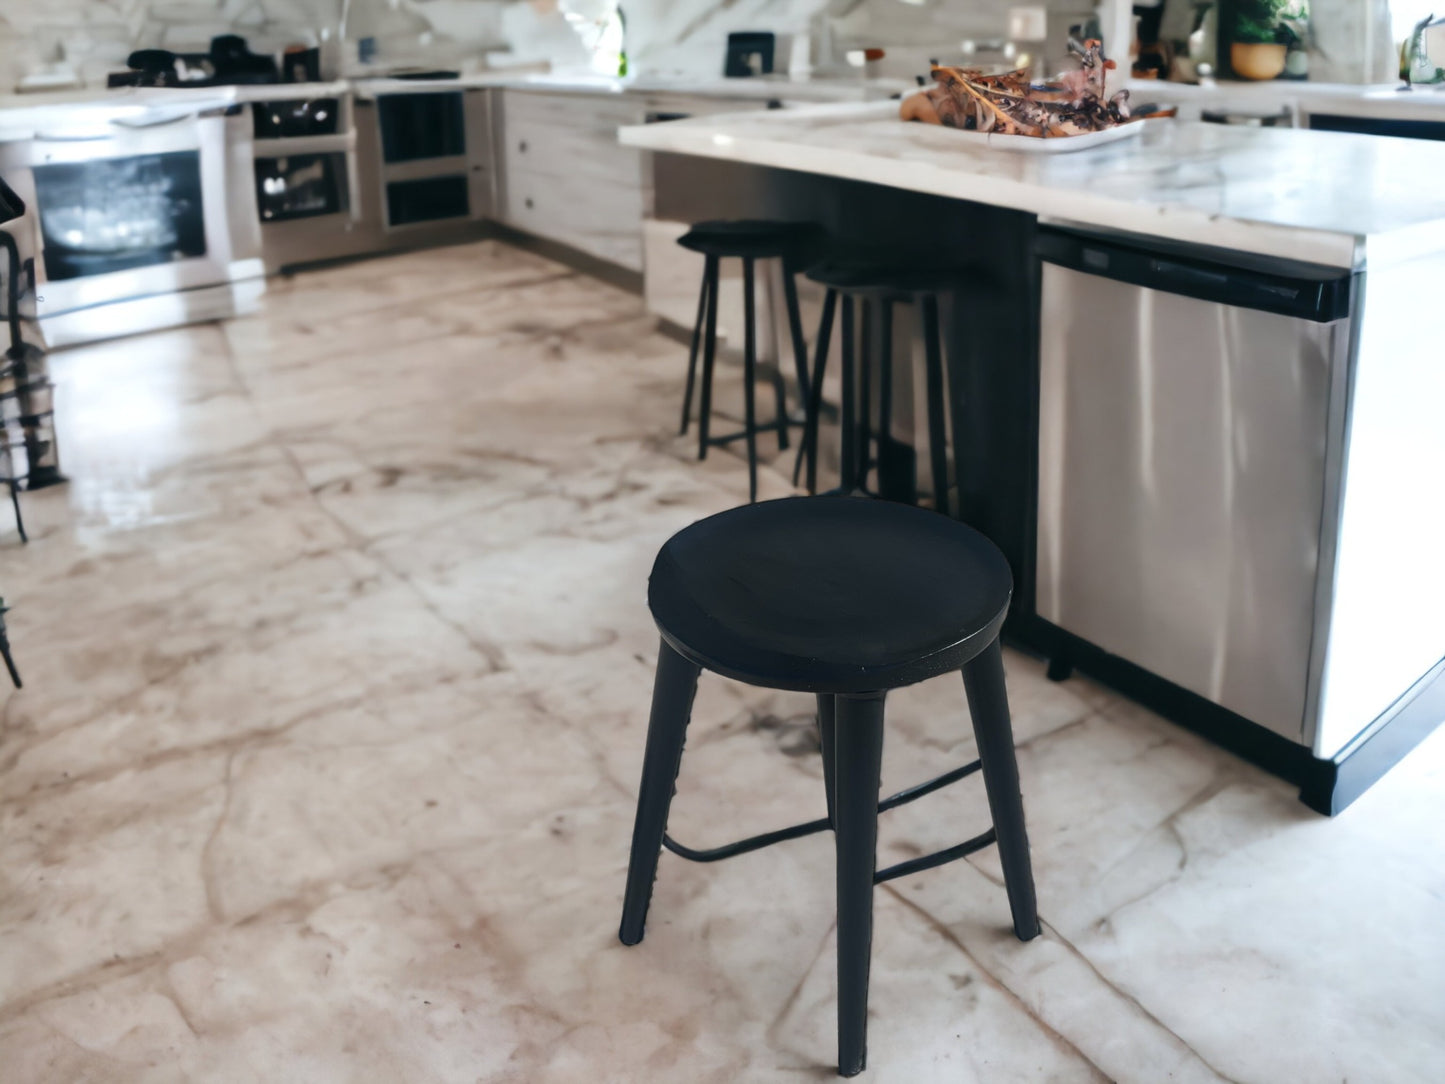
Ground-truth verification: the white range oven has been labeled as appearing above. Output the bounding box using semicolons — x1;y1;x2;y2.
0;103;264;347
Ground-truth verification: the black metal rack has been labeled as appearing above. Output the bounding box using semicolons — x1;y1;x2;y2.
1;178;65;546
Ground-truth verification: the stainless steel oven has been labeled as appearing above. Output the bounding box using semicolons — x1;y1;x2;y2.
0;106;263;347
250;92;372;270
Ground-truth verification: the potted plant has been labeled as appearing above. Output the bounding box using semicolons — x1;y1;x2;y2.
1230;0;1290;79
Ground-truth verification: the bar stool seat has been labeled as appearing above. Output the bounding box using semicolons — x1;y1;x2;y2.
678;219;822;260
620;495;1039;1078
796;261;989;514
805;260;981;298
650;496;1010;692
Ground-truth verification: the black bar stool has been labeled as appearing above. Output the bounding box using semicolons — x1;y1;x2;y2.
676;220;821;503
796;264;969;516
619;496;1039;1078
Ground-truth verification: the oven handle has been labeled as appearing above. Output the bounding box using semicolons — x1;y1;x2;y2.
31;130;113;143
109;110;199;130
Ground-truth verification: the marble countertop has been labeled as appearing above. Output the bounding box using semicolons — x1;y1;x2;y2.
0;72;905;136
339;70;909;103
621;100;1445;269
1126;78;1445;123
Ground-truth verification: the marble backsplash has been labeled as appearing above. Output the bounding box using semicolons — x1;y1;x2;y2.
0;0;1406;101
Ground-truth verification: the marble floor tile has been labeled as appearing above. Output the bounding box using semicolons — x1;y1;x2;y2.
0;240;1442;1083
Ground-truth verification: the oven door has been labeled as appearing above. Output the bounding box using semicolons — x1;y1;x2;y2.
255;152;348;221
5;111;259;317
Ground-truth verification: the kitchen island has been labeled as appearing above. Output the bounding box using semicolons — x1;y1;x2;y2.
622;103;1445;813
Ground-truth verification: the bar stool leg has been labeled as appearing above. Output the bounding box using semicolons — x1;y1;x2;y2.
858;300;873;491
742;257;761;503
961;639;1040;942
834;691;885;1078
8;481;25;544
620;639;702;946
796;287;837;492
770;362;791;454
680;259;713;436
782;257;812;406
839;295;858;493
697;255;721;461
921;293;952;517
817;692;837;828
875;299;902;501
761;260;791;455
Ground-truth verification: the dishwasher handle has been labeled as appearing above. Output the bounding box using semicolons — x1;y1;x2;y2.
1037;228;1353;323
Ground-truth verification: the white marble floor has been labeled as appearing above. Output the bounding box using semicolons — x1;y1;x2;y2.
0;241;1441;1084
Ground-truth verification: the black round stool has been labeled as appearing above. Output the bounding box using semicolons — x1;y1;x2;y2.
796;264;977;516
677;220;821;503
619;496;1039;1078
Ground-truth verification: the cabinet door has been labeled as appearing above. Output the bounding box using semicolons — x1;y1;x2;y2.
504;165;644;271
498;90;647;268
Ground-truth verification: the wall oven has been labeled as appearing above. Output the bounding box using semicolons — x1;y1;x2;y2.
0;107;263;347
250;92;370;270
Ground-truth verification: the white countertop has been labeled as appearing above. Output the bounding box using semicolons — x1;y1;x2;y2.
1126;78;1445;124
620;100;1445;269
348;70;909;102
0;71;906;144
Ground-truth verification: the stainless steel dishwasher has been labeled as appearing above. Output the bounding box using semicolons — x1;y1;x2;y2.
1034;228;1354;742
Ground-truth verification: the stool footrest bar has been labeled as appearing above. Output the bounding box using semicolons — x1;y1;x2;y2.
873;828;997;884
662;760;983;864
664;815;831;863
878;759;981;813
704;420;800;447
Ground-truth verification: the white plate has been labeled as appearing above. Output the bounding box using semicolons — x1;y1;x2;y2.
943;118;1149;153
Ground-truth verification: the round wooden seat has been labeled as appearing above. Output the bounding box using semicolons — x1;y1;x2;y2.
649;496;1011;693
678;219;823;260
805;260;986;300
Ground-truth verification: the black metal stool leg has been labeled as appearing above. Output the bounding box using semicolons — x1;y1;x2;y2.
858;300;873;491
697;255;721;461
680;259;713;436
876;299;909;502
961;639;1040;941
0;599;20;689
817;692;837;828
796;287;837;491
9;480;26;544
782;256;812;407
834;691;885;1078
620;640;702;946
921;293;951;517
839;295;859;493
742;257;761;503
770;359;791;454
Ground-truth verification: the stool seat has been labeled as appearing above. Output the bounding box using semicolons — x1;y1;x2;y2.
806;260;986;299
649;496;1011;693
679;219;823;260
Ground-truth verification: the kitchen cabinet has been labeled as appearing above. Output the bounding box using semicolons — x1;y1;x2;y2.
370;87;496;231
497;90;649;271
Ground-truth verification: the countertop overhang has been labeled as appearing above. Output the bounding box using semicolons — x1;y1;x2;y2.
621;100;1445;270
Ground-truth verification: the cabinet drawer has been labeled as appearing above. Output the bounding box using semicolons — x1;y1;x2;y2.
502;165;643;271
502;91;645;188
503;90;644;130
